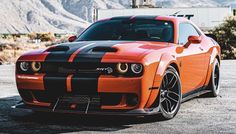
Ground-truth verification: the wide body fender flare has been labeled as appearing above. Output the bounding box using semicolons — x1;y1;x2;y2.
204;46;221;87
144;53;180;108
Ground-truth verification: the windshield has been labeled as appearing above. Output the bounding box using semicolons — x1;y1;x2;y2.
77;19;174;43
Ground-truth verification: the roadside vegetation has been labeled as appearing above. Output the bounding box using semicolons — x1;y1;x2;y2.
210;16;236;59
0;33;73;65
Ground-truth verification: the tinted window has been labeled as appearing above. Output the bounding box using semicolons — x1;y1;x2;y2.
179;23;200;44
77;19;174;43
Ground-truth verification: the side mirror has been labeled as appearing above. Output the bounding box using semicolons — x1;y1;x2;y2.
188;35;202;44
68;35;77;42
184;35;202;48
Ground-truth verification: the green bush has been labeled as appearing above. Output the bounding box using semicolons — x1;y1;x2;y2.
211;16;236;59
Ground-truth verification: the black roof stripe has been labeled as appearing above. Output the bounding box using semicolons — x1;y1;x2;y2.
110;16;132;20
111;15;158;20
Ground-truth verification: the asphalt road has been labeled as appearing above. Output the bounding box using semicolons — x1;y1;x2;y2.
0;60;236;134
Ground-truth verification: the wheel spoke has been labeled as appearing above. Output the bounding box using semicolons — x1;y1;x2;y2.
167;75;175;87
166;93;179;103
160;96;166;103
164;99;170;112
167;90;180;98
170;77;177;88
165;99;172;112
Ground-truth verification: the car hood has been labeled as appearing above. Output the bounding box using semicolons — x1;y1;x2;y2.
18;41;172;63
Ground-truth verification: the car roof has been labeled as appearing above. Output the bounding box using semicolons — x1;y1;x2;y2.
107;15;189;23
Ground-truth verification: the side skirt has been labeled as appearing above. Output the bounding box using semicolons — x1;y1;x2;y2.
181;86;211;103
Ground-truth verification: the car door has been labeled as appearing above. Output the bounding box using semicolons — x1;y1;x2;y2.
178;23;208;94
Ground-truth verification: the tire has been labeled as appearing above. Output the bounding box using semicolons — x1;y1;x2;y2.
159;66;182;120
207;59;220;97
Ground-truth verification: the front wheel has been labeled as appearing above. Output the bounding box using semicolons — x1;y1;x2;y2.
159;66;182;120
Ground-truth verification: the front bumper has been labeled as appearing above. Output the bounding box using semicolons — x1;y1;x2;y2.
12;101;160;116
16;74;143;110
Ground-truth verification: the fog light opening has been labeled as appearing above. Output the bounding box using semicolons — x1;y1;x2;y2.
126;94;138;106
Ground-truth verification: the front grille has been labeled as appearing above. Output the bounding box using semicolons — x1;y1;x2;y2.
16;62;143;77
41;62;115;75
19;90;138;110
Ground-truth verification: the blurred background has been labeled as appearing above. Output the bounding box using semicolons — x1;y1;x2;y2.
0;0;236;65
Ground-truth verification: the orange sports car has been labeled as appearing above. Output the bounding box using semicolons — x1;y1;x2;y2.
13;16;221;119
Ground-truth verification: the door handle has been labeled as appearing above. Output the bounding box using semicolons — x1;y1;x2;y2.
199;47;204;51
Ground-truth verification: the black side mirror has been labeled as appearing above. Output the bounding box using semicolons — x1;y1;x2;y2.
68;35;77;42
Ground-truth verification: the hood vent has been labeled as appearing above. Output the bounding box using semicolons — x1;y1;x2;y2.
92;46;117;53
46;46;70;52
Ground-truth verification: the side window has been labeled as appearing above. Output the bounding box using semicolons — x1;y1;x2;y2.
179;23;200;45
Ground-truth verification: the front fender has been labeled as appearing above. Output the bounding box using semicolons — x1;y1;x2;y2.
144;53;179;108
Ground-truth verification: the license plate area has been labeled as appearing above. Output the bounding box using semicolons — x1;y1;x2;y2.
53;94;101;112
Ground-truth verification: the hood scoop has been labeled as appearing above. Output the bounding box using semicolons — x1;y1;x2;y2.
46;46;70;52
92;46;117;53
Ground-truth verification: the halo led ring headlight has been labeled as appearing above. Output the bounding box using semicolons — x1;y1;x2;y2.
31;62;41;72
116;63;128;74
20;62;29;72
131;64;143;74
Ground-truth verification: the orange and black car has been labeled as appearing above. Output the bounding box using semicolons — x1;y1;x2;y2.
13;16;221;119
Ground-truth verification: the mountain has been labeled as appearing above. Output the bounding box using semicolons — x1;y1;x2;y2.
0;0;89;34
0;0;236;34
60;0;129;22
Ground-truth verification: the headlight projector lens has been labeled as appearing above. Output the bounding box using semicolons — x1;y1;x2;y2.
31;62;41;72
117;63;128;74
20;62;29;72
131;64;143;74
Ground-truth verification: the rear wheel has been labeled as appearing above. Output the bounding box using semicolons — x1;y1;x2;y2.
159;66;181;120
207;59;220;97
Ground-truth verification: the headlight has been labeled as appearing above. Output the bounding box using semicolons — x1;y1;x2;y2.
20;62;29;72
31;62;41;72
131;64;143;74
116;63;128;74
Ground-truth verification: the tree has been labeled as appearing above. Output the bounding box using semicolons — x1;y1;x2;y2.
211;16;236;59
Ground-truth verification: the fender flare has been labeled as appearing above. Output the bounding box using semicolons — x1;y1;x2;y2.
204;47;221;86
144;53;180;108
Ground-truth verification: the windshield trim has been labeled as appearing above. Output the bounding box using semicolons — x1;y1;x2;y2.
76;19;174;43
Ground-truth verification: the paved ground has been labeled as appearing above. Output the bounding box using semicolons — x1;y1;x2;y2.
0;60;236;134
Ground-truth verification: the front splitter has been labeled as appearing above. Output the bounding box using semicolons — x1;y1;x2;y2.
12;101;160;116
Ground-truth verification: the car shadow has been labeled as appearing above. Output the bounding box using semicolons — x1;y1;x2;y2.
0;96;166;133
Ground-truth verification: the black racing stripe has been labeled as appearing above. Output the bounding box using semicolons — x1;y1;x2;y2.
133;15;158;20
71;41;125;95
73;41;121;63
43;74;68;98
111;15;157;20
44;42;91;62
110;16;132;20
71;73;100;95
43;42;93;96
